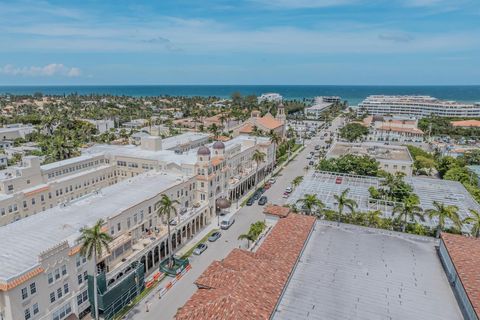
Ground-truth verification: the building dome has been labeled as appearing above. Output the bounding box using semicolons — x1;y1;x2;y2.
197;146;211;156
213;141;225;149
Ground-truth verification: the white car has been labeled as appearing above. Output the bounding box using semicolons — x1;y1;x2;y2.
285;186;293;193
268;178;276;184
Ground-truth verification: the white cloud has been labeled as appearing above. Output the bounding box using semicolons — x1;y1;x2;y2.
0;63;82;77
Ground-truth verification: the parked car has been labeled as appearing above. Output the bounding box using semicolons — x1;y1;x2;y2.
269;177;276;184
193;243;208;255
306;154;312;159
264;183;271;190
282;192;290;198
246;197;255;206
208;231;222;242
258;196;268;205
220;217;235;230
253;192;261;200
309;160;314;166
169;219;178;226
285;186;293;193
315;145;320;150
335;177;343;184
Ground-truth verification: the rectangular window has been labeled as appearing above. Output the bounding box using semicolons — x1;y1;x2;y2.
24;308;31;320
30;282;36;294
21;287;28;300
48;272;54;284
77;274;83;285
84;271;88;281
32;303;39;315
61;265;67;276
57;287;62;299
50;292;56;303
64;283;69;294
117;222;121;232
55;268;60;280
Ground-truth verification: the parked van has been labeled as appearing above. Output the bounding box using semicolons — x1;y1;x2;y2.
220;217;235;230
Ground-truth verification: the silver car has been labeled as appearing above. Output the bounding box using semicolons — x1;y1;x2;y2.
193;243;208;255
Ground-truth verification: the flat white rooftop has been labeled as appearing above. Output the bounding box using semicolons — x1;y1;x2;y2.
41;153;104;171
161;132;209;150
84;144;198;165
0;170;188;281
272;221;463;320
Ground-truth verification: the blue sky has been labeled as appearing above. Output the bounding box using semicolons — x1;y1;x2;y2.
0;0;479;85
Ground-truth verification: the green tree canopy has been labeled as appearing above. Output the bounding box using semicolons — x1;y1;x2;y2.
316;154;379;176
339;123;369;142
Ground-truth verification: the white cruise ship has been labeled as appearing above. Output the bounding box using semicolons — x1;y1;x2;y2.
358;95;480;118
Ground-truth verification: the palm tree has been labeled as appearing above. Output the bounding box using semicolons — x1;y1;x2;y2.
252;149;266;185
208;123;220;139
296;194;324;217
269;131;282;168
292;176;303;189
238;232;256;247
78;219;112;320
426;201;462;238
463;209;480;238
156;195;179;268
393;196;424;232
334;188;357;224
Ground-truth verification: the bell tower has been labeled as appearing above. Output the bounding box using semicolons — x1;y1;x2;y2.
276;103;286;123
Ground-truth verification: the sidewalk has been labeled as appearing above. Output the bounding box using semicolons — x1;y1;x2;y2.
175;195;246;258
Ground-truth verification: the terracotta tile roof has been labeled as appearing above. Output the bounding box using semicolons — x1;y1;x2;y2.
211;157;224;166
0;267;44;291
377;125;424;134
441;233;480;317
175;213;315;320
451;120;480;128
256;116;283;130
263;205;290;218
217;135;231;142
239;123;254;133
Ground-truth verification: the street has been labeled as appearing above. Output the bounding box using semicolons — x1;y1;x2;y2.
127;117;343;320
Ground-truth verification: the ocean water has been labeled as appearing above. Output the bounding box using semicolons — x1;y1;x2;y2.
0;85;479;106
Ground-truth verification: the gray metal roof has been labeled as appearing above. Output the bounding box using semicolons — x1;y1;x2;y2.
288;171;480;230
272;221;463;320
0;170;187;281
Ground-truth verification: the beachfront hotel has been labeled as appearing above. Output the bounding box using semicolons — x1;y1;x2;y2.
0;132;275;320
358;95;480;118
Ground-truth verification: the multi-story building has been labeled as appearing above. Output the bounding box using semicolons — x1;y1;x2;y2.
304;96;340;119
358;95;480;118
257;93;283;103
0;132;275;320
0;170;210;320
0;155;117;226
326;142;413;176
0;133;273;227
83;119;115;134
362;115;424;143
0;124;34;141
